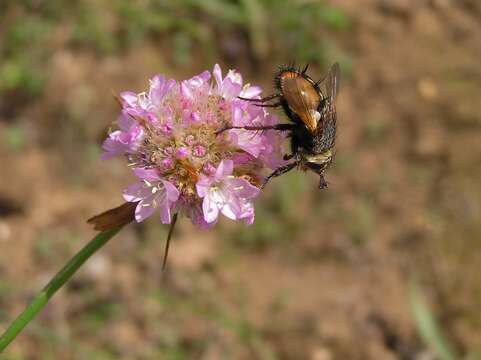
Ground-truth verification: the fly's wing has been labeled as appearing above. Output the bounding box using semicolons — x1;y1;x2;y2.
315;63;339;144
327;63;340;101
281;74;320;133
318;63;340;102
317;101;336;142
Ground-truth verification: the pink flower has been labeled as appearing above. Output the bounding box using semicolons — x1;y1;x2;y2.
196;160;260;224
101;64;285;228
123;168;179;224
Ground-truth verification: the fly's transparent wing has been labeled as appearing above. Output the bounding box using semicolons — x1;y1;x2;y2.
317;63;340;101
315;63;339;136
326;63;340;101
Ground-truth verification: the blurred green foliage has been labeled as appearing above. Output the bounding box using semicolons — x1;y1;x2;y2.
410;278;481;360
363;119;390;144
150;287;276;359
0;13;51;96
0;0;350;100
409;278;457;360
345;198;376;245
3;126;26;151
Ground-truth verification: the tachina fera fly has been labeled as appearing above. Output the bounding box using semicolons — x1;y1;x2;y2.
219;63;340;189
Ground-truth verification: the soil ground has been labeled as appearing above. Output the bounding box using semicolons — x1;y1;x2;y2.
1;1;481;359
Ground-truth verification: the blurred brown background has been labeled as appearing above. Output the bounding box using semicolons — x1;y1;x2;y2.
1;0;481;359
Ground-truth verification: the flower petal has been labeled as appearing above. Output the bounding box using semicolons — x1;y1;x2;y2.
202;192;220;223
101;134;128;159
213;63;223;90
240;200;255;225
240;85;262;98
159;202;172;224
220;196;241;220
215;159;233;179
120;91;138;107
132;168;160;181
123;183;151;202
185;203;216;229
180;81;193;101
226;69;243;86
135;201;156;222
161;180;180;203
221;78;241;99
117;112;134;130
196;175;213;198
149;75;176;104
225;177;260;199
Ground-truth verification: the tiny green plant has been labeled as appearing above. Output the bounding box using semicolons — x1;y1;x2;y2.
409;277;457;360
0;227;122;351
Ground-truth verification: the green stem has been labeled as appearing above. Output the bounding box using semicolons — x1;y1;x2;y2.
0;227;123;352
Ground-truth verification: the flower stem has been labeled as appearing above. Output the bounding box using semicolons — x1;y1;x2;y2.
162;213;178;270
0;226;123;352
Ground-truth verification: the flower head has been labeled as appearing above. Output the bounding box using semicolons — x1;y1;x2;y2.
101;64;285;227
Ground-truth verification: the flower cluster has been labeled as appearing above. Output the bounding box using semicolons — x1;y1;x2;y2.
101;64;285;228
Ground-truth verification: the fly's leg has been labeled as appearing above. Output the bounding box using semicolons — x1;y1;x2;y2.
283;153;295;161
262;161;298;188
283;152;302;161
216;123;294;135
318;175;328;189
238;94;281;108
254;102;282;108
283;137;301;160
238;94;280;103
